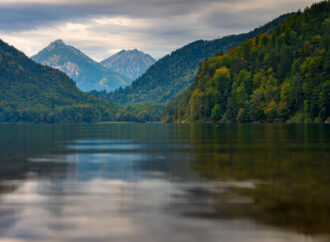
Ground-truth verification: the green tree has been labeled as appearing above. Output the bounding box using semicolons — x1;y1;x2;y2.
211;104;222;121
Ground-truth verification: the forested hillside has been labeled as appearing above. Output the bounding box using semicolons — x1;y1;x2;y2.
167;1;329;123
98;13;291;105
0;39;121;123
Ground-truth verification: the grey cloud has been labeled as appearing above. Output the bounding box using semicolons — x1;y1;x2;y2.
0;3;112;32
0;0;263;32
0;0;315;59
0;0;310;33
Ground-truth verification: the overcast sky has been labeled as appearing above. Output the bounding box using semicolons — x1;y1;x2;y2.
0;0;317;61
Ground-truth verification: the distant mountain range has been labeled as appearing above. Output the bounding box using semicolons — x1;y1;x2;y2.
31;41;155;92
97;13;292;105
0;39;120;123
101;49;156;81
31;40;129;92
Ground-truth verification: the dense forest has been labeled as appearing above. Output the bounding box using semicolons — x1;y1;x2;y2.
0;39;121;123
94;13;291;105
166;1;330;123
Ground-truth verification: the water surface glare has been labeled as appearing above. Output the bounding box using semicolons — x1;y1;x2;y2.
0;123;329;242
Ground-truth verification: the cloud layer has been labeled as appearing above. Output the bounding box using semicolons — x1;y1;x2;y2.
0;0;317;60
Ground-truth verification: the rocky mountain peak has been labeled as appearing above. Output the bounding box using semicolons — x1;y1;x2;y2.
45;39;66;51
100;49;156;81
53;39;65;46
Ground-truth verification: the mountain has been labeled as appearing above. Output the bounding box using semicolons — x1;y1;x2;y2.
97;13;292;105
167;1;330;123
100;49;156;82
31;40;129;92
0;39;121;123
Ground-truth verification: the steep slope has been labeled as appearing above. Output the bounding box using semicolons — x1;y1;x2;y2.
31;40;129;92
168;1;329;123
100;13;291;105
0;39;121;123
101;49;156;82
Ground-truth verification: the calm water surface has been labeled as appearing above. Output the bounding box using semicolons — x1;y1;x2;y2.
0;123;329;242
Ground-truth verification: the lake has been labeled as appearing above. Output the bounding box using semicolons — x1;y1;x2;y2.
0;123;329;242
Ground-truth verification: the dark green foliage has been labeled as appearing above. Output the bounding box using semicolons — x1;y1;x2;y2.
169;1;330;123
95;13;292;105
116;103;166;122
0;39;121;123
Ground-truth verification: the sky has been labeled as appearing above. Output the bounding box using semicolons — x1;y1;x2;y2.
0;0;317;61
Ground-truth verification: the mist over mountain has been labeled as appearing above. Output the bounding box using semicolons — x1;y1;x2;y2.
101;49;156;82
31;40;129;92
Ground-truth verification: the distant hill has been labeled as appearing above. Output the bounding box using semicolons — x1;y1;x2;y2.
101;49;155;82
167;1;330;123
31;40;129;92
0;39;121;123
98;13;292;105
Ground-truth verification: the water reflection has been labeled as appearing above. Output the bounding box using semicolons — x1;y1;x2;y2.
190;124;330;235
0;123;329;242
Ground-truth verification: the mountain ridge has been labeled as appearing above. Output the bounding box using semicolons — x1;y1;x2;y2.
96;12;292;105
31;40;130;92
100;49;156;82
